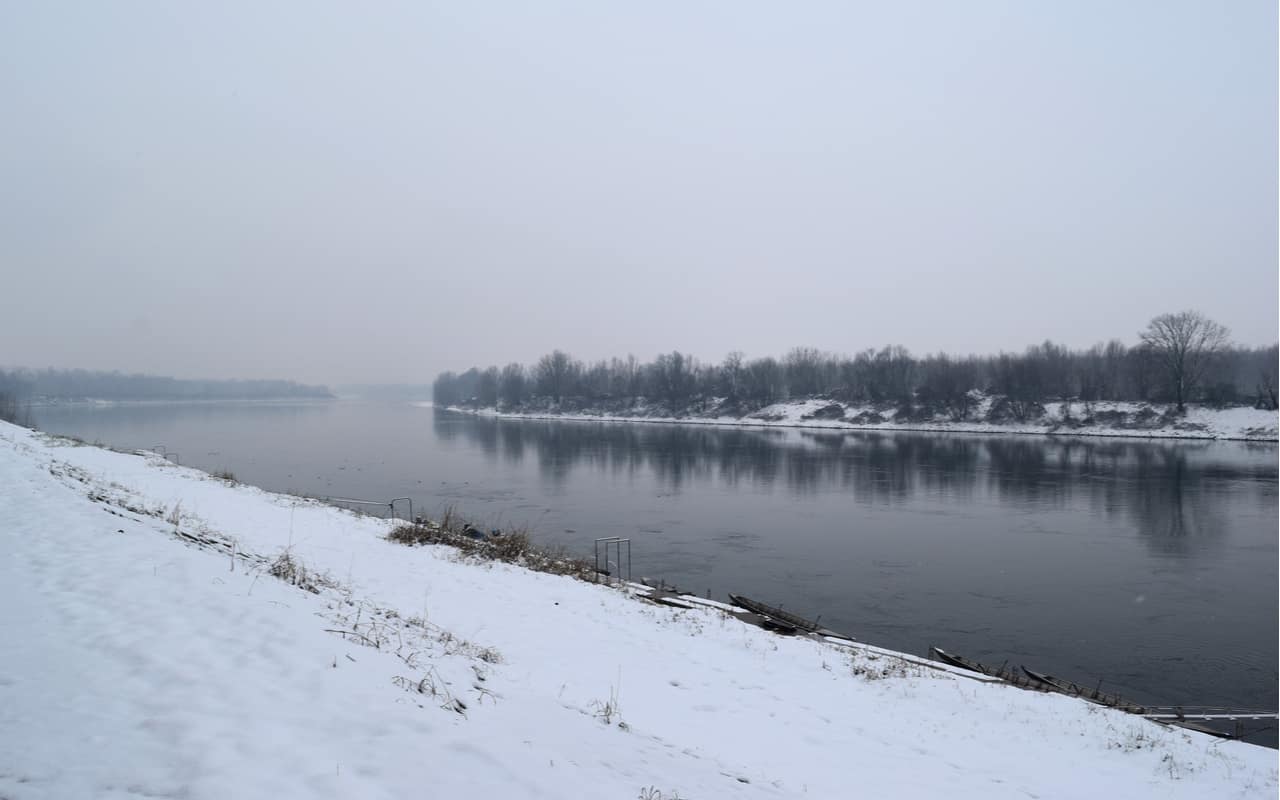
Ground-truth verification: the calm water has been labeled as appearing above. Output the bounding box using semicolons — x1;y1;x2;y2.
31;400;1279;738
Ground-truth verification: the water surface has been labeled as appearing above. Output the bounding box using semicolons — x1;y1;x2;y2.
31;400;1278;738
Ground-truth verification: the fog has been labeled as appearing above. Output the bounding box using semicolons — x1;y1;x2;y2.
1;2;1275;386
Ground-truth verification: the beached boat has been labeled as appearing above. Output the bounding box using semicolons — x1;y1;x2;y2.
935;651;1259;740
1021;666;1148;714
728;594;822;633
929;647;1053;690
1156;719;1237;739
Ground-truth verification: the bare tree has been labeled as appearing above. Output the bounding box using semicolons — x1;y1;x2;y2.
476;366;500;407
784;347;825;397
743;357;785;406
533;350;578;404
871;345;915;405
498;363;527;407
651;351;697;410
621;354;641;398
721;351;745;400
582;360;611;399
1257;344;1279;410
917;354;978;421
992;351;1045;421
1139;310;1231;412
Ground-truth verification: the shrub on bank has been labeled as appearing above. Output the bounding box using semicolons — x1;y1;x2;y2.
388;513;596;581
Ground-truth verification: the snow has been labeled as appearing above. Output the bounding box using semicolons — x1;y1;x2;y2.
453;397;1280;441
1;419;1275;799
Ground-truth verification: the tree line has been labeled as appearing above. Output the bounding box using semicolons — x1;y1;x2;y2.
0;367;333;407
433;311;1278;420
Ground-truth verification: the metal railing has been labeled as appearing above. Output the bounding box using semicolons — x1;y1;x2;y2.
594;537;632;584
150;445;180;465
324;495;413;522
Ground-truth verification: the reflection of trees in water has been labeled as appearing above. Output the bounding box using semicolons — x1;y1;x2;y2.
1122;444;1234;555
715;429;785;488
845;434;985;504
981;437;1242;552
497;422;525;464
433;411;1272;550
984;438;1058;504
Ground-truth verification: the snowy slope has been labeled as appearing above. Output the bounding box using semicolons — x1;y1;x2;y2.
0;420;1274;799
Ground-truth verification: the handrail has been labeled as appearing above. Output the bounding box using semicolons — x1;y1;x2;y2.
325;495;412;522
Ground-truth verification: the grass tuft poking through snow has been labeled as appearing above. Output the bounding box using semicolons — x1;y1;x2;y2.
267;548;333;594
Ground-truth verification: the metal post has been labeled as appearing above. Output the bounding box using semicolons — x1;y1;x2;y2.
594;537;631;584
389;497;413;522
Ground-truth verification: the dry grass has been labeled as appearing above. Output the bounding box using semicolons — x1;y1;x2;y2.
591;683;624;727
387;509;596;581
848;650;925;681
257;546;500;717
268;548;334;594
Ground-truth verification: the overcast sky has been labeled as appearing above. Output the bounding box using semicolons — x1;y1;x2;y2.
1;1;1276;385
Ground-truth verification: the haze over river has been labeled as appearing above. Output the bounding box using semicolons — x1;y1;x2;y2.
32;400;1278;739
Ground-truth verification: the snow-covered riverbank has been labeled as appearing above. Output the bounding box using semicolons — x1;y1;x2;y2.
445;397;1280;442
1;419;1274;799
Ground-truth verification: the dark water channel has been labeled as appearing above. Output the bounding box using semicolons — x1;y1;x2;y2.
31;401;1279;742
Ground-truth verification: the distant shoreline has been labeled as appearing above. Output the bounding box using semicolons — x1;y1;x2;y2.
24;396;336;408
437;400;1280;443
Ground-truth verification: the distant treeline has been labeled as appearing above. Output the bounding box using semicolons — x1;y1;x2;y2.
433;311;1278;419
0;368;332;404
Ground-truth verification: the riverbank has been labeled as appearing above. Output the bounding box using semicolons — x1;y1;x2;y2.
442;397;1280;441
0;419;1274;799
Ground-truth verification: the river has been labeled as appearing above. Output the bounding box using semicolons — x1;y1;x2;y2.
30;399;1278;740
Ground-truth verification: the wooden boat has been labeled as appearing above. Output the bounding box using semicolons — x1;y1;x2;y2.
758;616;800;635
934;653;1256;738
1156;719;1236;739
1021;666;1147;714
728;594;822;633
929;647;1044;686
